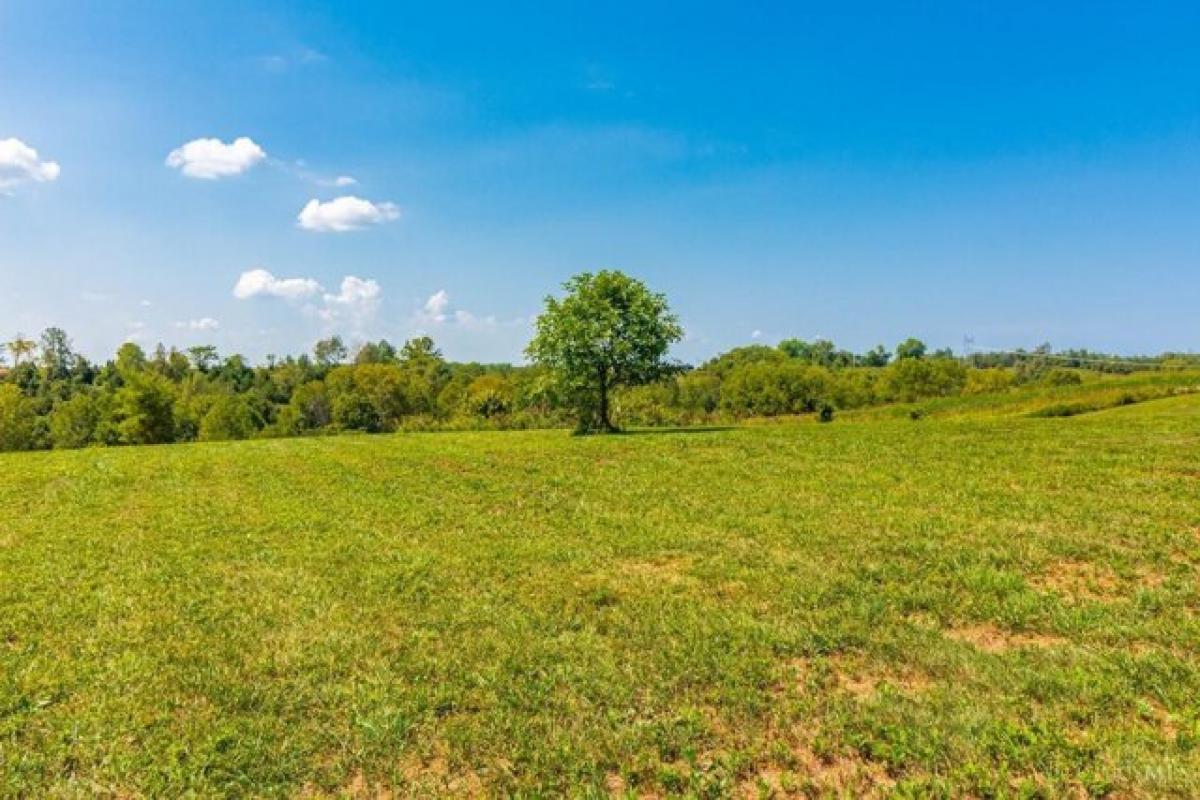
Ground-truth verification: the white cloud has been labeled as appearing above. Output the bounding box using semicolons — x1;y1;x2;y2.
233;269;381;332
454;309;501;331
423;290;450;321
233;268;322;300
751;329;763;340
414;290;522;334
333;175;357;187
176;317;220;331
297;195;399;232
166;136;266;179
317;276;382;329
0;138;61;189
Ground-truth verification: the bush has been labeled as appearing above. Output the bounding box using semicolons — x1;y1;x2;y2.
112;374;177;445
884;358;967;403
49;393;99;449
464;374;514;418
675;372;721;415
199;395;258;441
1040;368;1083;387
326;365;419;431
0;385;39;451
963;368;1015;396
828;369;879;409
273;381;332;435
721;362;830;417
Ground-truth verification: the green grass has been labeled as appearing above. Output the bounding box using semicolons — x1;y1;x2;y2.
2;395;1199;797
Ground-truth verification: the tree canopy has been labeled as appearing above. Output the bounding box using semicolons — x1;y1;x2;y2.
526;270;683;432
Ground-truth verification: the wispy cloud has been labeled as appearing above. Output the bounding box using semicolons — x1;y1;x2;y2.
413;290;524;333
175;317;220;331
259;47;328;73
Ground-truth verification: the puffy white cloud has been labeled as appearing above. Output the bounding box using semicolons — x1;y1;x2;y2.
423;290;450;321
166;136;266;179
317;276;382;328
233;268;322;300
333;175;357;187
233;269;382;332
176;317;220;331
297;195;399;232
0;138;61;189
751;329;763;340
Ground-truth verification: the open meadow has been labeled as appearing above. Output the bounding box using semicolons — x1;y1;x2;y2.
2;390;1198;797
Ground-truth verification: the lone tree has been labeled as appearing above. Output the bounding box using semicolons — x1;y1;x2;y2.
526;270;682;433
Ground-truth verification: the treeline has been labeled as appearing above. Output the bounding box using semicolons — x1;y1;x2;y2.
0;328;1196;451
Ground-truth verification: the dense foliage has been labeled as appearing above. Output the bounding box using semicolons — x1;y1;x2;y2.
2;312;1197;452
526;271;684;432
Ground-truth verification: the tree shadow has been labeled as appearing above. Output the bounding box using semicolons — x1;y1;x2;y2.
615;426;736;436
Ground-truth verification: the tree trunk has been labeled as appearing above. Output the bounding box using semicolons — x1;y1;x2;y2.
598;367;614;432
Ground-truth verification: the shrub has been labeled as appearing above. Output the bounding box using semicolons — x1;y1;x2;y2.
884;358;967;403
465;374;514;418
112;374;177;445
273;381;332;435
1041;368;1083;387
49;393;100;449
615;382;679;427
326;365;417;431
199;395;258;441
721;362;830;417
0;385;39;451
964;368;1015;395
828;369;879;409
675;371;721;415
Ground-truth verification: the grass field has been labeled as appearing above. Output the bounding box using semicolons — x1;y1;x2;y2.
2;392;1199;797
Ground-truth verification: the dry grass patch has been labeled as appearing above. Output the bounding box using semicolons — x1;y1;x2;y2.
1031;559;1169;602
614;555;697;588
1032;559;1123;601
604;771;663;799
831;657;933;699
945;623;1068;654
737;740;895;799
774;654;933;702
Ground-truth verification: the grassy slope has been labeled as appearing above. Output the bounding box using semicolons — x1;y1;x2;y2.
843;369;1200;422
1;396;1198;797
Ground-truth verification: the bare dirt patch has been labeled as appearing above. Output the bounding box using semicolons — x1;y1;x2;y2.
945;623;1068;654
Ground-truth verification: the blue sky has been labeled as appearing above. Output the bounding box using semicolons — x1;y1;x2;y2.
1;1;1197;363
